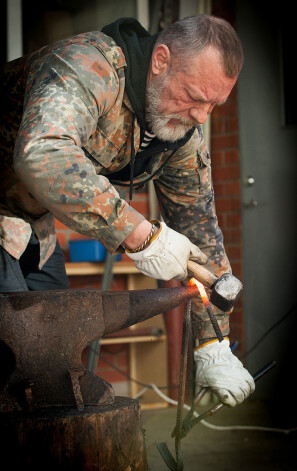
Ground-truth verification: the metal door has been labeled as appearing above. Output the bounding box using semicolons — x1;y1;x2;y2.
236;1;297;420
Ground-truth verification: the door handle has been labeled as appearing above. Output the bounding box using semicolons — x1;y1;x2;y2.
244;198;258;209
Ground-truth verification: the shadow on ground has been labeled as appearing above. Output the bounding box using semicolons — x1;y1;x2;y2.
141;398;297;471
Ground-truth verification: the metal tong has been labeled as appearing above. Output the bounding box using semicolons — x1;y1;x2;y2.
171;359;276;439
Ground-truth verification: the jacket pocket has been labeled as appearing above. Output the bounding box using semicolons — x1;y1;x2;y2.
197;147;212;195
83;130;120;169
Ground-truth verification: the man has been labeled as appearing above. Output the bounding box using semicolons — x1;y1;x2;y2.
0;15;254;407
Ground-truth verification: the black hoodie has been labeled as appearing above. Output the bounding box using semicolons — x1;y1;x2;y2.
102;17;157;131
102;18;195;193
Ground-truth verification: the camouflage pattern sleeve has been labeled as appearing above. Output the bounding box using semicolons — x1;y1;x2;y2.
13;41;144;253
153;127;231;340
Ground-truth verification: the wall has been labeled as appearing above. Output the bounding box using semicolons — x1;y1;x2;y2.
210;0;244;353
211;86;243;349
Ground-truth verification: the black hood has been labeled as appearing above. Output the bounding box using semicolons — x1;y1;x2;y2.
101;17;196;201
102;18;158;129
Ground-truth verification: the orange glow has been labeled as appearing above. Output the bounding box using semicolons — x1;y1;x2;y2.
188;277;210;307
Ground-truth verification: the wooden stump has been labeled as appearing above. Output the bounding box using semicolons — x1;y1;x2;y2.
0;397;148;471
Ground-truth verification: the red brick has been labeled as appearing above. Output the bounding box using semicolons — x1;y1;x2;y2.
97;352;117;369
212;165;240;181
98;370;128;384
222;227;241;244
213;182;226;196
226;213;241;227
211;134;239;152
225;149;240;164
110;276;127;291
131;200;149;217
216;212;227;228
225;181;241;196
54;219;70;230
214;181;240;197
228;261;241;278
226;245;242;261
117;350;130;368
211;118;226;135
225;117;239;133
230;308;244;324
69;276;101;289
217;198;240;212
211;151;225;167
212;101;238;119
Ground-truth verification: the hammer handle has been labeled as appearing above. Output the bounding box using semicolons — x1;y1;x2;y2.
187;260;217;288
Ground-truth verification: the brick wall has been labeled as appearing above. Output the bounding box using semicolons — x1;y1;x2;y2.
211;86;244;351
211;0;244;353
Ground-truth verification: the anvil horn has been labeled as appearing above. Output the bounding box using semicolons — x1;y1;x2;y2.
102;285;198;335
0;285;198;411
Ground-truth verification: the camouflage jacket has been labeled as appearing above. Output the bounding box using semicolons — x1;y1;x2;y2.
0;30;231;339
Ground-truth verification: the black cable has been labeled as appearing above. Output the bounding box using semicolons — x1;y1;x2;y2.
110;149;177;191
129;117;135;204
98;351;178;389
95;341;237;391
240;304;297;360
92;305;296;389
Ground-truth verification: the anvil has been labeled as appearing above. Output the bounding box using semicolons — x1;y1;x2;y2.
0;286;198;411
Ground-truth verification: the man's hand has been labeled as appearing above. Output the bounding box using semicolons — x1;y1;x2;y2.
194;339;255;407
125;221;208;281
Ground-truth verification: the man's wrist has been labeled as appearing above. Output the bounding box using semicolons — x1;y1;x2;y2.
126;223;157;253
121;220;152;250
122;220;160;251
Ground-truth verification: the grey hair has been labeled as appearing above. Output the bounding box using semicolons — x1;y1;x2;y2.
154;15;244;78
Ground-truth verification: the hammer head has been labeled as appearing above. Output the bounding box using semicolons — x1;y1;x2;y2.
210;273;243;312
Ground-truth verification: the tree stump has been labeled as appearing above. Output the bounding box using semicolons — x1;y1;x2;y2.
0;397;148;471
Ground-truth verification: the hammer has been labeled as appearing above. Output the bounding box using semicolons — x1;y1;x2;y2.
187;260;243;312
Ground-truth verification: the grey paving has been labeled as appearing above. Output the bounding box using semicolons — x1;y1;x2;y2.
141;399;297;471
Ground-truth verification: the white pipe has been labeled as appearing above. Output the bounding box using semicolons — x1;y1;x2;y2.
136;0;149;29
7;0;23;61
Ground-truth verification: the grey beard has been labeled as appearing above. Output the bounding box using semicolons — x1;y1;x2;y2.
145;78;193;142
146;112;193;142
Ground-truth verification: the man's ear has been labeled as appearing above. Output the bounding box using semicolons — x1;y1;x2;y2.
150;44;171;76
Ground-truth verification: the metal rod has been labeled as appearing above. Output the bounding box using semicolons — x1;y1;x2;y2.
205;304;224;342
175;300;192;470
183;360;277;433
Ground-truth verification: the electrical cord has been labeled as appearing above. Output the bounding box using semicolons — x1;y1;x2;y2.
240;304;296;360
96;303;297;434
98;352;297;434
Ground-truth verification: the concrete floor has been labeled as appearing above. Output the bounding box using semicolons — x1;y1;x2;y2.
140;398;297;471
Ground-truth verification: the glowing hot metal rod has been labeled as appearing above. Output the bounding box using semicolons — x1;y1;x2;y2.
188;278;224;342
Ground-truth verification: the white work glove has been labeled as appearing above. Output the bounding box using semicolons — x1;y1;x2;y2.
126;221;208;281
194;339;255;407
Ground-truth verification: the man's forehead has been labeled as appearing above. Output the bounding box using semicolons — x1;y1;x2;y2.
180;49;237;103
186;79;232;105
